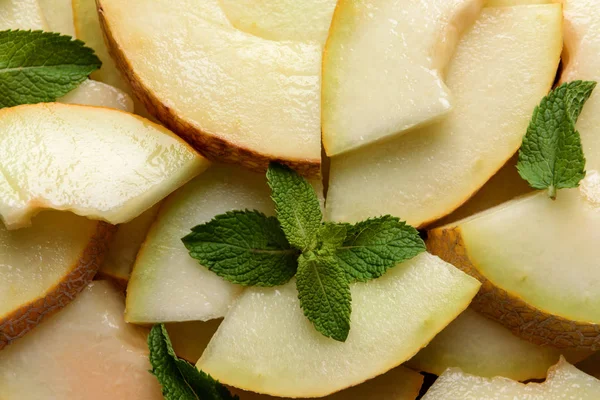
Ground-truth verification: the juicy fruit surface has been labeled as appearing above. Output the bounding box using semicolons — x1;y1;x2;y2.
0;281;163;399
326;5;562;227
422;358;600;399
58;79;134;112
0;0;47;30
220;0;337;44
197;253;480;397
322;0;482;156
407;308;582;381
125;164;277;323
98;0;322;173
38;0;75;36
0;103;207;229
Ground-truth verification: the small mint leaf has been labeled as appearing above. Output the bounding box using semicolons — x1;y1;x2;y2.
316;222;348;253
0;30;101;108
266;162;322;251
296;252;351;342
148;324;238;400
517;81;595;198
182;210;299;287
335;216;425;283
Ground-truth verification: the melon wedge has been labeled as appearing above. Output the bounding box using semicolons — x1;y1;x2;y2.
322;0;483;156
39;0;75;36
326;5;562;227
407;308;589;381
97;0;322;176
98;205;160;287
428;173;600;349
422;357;600;399
0;281;162;399
0;103;208;229
197;252;480;397
0;211;113;349
58;79;134;112
0;0;48;30
220;0;337;44
487;0;551;5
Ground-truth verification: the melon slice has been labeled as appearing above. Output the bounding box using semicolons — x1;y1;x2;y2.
0;0;48;30
98;205;160;287
322;0;483;156
0;281;163;399
487;0;551;5
38;0;75;36
427;173;600;349
0;211;113;349
326;5;562;227
58;79;134;112
97;0;322;176
197;252;480;397
407;308;589;381
219;0;337;44
0;103;208;229
422;357;600;399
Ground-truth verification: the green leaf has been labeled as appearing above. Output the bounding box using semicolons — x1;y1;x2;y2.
296;252;351;342
182;210;299;287
517;80;596;199
316;222;348;252
148;324;238;400
335;216;425;283
266;162;322;251
0;30;101;108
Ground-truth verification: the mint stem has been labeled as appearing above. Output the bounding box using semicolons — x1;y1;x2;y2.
548;185;557;200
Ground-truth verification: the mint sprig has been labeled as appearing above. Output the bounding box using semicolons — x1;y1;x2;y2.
183;163;425;341
517;81;596;199
0;30;101;108
148;324;238;400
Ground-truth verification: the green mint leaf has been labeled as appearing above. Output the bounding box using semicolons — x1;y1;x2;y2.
296;252;351;342
335;216;425;283
148;324;238;400
182;210;299;287
316;222;348;252
0;30;101;108
517;80;595;199
266;162;322;251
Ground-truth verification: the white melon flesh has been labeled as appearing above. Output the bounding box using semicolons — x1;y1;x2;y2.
487;0;551;5
407;308;588;381
97;0;322;176
326;5;562;227
197;252;480;397
322;0;483;156
125;164;276;324
428;173;600;348
38;0;75;36
220;0;337;44
561;0;600;170
58;79;134;112
0;103;207;229
0;211;112;349
0;281;162;399
0;0;48;30
422;357;600;399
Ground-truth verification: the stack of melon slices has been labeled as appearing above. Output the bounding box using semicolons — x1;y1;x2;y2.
2;0;600;399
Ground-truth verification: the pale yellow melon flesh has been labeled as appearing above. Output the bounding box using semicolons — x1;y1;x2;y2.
220;0;337;44
58;79;134;112
326;5;562;227
39;0;75;36
322;0;483;156
197;253;480;397
422;357;600;399
428;173;600;349
0;0;48;30
98;205;160;286
487;0;552;5
407;308;589;381
97;0;322;176
0;103;208;229
0;211;113;349
0;281;163;399
561;0;600;171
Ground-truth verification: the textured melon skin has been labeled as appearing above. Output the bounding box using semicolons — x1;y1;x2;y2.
427;227;600;350
0;222;115;350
